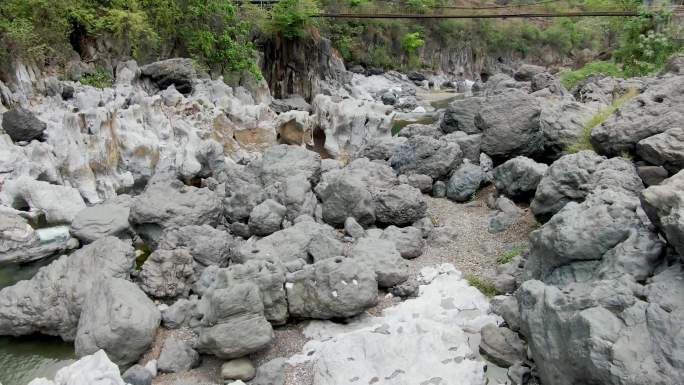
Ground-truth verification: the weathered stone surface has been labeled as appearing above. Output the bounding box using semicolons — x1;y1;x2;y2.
260;144;321;186
237;220;342;265
274;173;318;221
0;237;135;340
373;184;427;226
514;64;546;81
355;136;408;161
158;225;235;267
591;76;684;156
406;174;433;193
344;217;366;238
397;123;441;139
222;358;257;382
196;282;274;359
75;277;160;366
249;199;286;236
140;58;196;94
286;257;378;319
539;99;594;158
157;337;200;373
122;364;153;385
250;358;287;385
637;165;669;186
531;151;643;221
319;173;375;227
140;248;195;299
297;265;499;385
518;266;684;385
130;180;221;241
389;135;463;180
69;199;131;243
380;225;424;259
1;212;78;264
526;189;664;284
349;238;408;288
490;295;521;332
479;324;526;368
488;196;525;233
477;90;543;160
636;127;684;174
1;177;86;225
441;97;484;134
446;162;484;202
640;170;684;256
2;107;47;142
494;156;548;198
443;131;482;164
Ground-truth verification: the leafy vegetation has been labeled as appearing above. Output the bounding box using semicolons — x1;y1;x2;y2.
270;0;320;40
497;247;523;265
560;61;625;89
79;69;113;88
465;274;497;298
566;88;640;153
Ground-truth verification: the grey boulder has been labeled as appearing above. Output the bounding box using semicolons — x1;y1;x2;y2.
479;324;526;368
446;161;484;202
140;248;195;299
488;196;525;233
158;225;236;267
157;337;200;373
440;97;484;134
380;225;424;259
2;107;47;142
260;144;321;186
196;282;274;359
1;212;78;264
75;277;160;366
286;257;378;319
590;76;684;157
389;135;463;180
0;237;135;340
69;198;132;243
140;58;197;94
477;89;543;160
640;170;684;256
349;238;408;288
636;126;684;174
249;199;286;236
122;365;153;385
494;156;548;198
531;151;643;221
319;173;375;227
373;184;427;226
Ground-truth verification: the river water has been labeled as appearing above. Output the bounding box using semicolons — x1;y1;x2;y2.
0;260;76;385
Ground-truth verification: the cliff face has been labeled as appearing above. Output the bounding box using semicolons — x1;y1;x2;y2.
261;31;351;101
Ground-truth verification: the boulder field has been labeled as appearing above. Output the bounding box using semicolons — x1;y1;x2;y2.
1;56;683;385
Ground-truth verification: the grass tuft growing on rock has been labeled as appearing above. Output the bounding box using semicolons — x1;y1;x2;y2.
565;88;639;154
465;274;497;298
497;247;522;265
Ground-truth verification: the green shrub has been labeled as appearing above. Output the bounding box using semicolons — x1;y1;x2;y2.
560;61;624;89
566;88;639;153
465;274;497;298
269;0;320;40
80;69;113;88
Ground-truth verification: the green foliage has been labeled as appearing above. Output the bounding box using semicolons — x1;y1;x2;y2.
560;61;624;89
80;69;113;88
613;7;679;77
497;247;523;265
0;0;261;79
370;45;394;69
465;274;497;298
566;88;639;153
270;0;320;40
401;32;424;54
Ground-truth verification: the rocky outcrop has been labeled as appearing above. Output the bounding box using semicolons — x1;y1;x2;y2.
636;126;684;174
1;176;86;225
75;277;160;366
531;151;643;221
69;197;132;243
0;237;135;340
2;107;47;142
1;212;78;264
286;257;378;319
494;156;548;198
640;170;684;256
373;184;426;226
390;135;463;180
446;162;484;202
477;89;543;160
591;76;684;156
157;337;200;373
440;97;484;134
140;248;195;299
140;58;197;94
349;238;408;288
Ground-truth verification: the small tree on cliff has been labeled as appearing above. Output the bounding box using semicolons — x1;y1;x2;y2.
269;0;320;40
